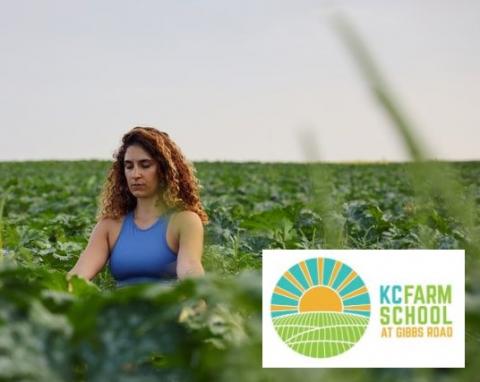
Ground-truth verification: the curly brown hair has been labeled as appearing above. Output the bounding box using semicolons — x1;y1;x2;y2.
96;127;208;224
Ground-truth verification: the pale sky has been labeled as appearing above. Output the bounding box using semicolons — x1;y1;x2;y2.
1;0;479;162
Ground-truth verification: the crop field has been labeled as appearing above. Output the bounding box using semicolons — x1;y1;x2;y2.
0;160;479;381
272;311;369;358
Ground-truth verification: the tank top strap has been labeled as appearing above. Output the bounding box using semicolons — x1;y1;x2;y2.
125;210;136;228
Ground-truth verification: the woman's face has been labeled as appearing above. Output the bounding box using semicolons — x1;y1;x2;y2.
124;144;162;198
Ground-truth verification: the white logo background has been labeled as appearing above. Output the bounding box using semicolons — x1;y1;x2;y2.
262;250;465;368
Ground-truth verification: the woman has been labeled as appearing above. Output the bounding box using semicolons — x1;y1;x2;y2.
67;127;208;288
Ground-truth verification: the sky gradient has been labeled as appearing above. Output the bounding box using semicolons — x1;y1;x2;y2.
1;0;479;162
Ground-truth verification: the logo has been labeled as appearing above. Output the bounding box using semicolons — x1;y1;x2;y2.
263;250;464;367
270;257;370;358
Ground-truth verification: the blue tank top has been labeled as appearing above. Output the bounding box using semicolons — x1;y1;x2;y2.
108;210;178;288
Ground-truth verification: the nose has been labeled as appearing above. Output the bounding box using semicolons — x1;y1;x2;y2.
132;166;142;179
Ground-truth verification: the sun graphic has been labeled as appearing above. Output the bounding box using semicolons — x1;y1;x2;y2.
271;257;370;318
270;257;370;358
299;285;343;313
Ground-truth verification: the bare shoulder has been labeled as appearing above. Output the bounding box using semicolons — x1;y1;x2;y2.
94;216;124;237
103;215;124;226
171;210;203;232
95;217;114;230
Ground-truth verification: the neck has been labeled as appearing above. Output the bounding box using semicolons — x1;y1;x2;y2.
134;195;168;219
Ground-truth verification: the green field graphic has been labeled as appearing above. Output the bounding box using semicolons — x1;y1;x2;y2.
273;311;369;358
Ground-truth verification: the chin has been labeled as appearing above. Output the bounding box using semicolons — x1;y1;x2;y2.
131;190;152;198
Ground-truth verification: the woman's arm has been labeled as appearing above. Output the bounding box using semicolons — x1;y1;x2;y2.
175;211;205;280
67;219;111;281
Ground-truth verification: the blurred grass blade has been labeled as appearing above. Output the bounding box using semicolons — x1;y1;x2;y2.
299;128;346;249
330;12;479;256
331;12;426;161
0;195;5;261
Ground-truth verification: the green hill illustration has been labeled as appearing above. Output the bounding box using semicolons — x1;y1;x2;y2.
271;257;370;358
273;311;369;358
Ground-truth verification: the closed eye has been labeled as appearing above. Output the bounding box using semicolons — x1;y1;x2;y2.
125;160;152;169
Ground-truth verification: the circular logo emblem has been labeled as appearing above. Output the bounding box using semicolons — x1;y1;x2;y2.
270;257;370;358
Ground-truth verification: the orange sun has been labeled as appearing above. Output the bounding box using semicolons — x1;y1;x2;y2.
299;286;343;313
